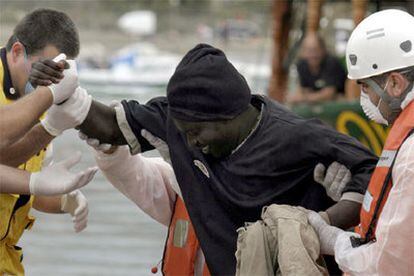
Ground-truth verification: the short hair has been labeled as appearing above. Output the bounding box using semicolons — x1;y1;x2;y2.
372;66;414;86
6;8;79;58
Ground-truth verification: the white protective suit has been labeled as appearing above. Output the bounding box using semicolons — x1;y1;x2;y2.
334;96;414;275
94;146;206;275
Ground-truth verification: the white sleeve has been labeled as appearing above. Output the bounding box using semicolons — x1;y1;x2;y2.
334;135;414;275
94;146;177;226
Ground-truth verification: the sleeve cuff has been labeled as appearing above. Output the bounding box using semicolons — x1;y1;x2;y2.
340;192;364;204
115;104;141;155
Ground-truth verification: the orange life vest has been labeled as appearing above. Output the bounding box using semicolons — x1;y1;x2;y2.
355;100;414;243
161;197;210;276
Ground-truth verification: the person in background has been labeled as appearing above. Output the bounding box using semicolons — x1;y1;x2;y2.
308;9;414;275
0;9;96;275
288;33;347;104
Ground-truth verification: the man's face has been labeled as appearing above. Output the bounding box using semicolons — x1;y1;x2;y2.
359;80;382;105
301;36;325;69
173;118;237;159
11;42;60;96
358;76;391;120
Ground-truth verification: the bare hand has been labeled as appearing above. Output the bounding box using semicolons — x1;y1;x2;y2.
29;59;68;87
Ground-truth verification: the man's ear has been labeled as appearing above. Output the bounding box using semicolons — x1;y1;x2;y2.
388;72;409;98
10;42;25;63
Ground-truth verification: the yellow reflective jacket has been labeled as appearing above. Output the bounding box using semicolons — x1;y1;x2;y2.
0;48;48;275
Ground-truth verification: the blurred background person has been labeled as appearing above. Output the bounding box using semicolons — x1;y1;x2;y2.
288;33;347;104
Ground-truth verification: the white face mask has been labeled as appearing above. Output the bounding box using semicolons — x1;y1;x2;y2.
360;91;389;125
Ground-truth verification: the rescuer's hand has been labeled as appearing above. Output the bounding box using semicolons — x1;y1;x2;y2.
41;86;92;136
29;152;98;196
61;189;89;233
307;211;344;255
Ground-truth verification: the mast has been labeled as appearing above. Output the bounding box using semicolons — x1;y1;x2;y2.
268;0;291;102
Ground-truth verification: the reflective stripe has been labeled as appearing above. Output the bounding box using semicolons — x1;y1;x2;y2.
362;191;373;212
173;219;189;248
377;150;397;167
193;160;210;178
115;104;141;154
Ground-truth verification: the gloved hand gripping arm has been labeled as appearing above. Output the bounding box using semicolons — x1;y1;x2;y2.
30;59;127;145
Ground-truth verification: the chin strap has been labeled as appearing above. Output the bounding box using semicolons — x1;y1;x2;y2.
365;78;407;124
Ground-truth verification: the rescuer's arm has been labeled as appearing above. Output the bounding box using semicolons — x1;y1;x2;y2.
1;55;77;149
94;145;176;226
0;123;54;167
0;153;97;195
0;87;52;149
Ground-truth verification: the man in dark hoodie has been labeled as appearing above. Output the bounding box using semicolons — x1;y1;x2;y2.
30;44;377;275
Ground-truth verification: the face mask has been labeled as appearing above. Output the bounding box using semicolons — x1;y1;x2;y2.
21;44;35;94
360;91;389;125
24;81;35;94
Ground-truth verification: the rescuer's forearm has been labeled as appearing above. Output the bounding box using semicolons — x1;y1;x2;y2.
0;124;54;167
0;86;53;149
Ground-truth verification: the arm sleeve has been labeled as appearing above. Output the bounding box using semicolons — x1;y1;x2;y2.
117;97;169;154
94;146;177;226
334;136;414;275
299;119;378;195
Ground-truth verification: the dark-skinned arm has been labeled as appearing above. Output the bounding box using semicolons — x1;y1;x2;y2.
78;100;127;145
326;200;361;229
296;120;377;230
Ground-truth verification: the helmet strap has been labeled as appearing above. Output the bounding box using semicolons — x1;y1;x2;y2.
365;78;402;124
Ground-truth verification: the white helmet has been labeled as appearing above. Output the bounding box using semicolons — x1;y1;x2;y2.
346;9;414;80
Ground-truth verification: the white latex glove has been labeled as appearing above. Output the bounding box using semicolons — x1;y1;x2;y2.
141;129;171;164
48;56;79;104
78;131;113;152
41;86;92;136
314;161;351;201
307;211;344;255
61;190;88;232
29;152;98;196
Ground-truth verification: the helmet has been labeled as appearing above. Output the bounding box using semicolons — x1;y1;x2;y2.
346;9;414;80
